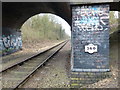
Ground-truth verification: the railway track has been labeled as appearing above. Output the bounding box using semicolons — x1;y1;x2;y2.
1;40;68;89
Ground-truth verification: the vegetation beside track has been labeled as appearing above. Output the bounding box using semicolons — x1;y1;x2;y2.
21;14;70;44
109;11;119;34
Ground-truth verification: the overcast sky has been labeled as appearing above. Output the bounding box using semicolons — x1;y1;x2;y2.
52;15;71;36
39;11;118;36
39;13;71;36
114;11;119;18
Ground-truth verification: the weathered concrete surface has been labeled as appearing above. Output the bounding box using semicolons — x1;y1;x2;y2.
2;2;71;29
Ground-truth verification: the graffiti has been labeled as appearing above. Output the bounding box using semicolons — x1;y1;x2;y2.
71;4;109;71
2;35;22;50
73;5;109;32
0;28;22;56
0;38;3;51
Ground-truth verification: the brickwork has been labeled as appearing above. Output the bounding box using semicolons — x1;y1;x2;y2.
71;4;110;71
70;71;111;88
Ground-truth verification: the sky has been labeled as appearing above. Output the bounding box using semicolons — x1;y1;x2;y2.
56;17;71;36
114;11;119;18
39;11;119;36
39;13;71;36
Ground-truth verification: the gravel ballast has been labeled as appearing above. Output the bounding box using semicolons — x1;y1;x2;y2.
21;42;71;88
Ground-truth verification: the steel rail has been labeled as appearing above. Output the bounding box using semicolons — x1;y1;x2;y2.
0;40;66;73
13;40;68;89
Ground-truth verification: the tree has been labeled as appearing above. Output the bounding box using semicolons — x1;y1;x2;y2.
21;14;69;43
109;11;118;34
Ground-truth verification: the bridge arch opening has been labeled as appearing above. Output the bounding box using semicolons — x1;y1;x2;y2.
20;13;71;51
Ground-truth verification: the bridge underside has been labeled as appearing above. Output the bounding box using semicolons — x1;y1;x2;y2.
2;2;120;29
2;2;71;29
1;2;120;56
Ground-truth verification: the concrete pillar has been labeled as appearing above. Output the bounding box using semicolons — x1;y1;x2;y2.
0;2;2;57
